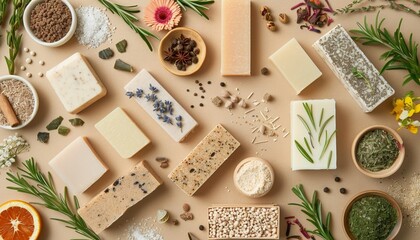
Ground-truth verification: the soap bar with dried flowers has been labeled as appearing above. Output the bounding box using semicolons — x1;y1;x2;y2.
78;160;162;234
313;25;394;112
124;69;198;142
168;124;240;196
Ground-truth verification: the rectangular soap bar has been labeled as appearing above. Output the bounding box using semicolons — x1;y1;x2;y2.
95;107;150;158
290;99;337;170
168;124;240;196
313;25;395;112
208;205;280;239
46;52;107;114
221;0;251;76
49;137;108;194
124;69;198;142
269;38;322;94
78;160;162;234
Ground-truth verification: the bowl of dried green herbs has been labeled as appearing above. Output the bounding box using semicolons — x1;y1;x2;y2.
351;125;404;178
343;190;402;240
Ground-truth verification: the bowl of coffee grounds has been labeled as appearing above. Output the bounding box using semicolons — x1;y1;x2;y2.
0;75;39;130
23;0;77;47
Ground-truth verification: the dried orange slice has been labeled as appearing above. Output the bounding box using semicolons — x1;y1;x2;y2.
0;200;41;240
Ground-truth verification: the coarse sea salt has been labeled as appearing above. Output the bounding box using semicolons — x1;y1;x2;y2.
75;6;112;48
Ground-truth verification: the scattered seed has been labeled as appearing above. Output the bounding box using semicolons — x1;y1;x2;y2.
323;187;330;193
220;82;226;87
180;212;194;221
39;60;45;65
251;136;256;143
283;132;289;138
263;93;272;102
183;203;191;212
335;176;341;182
207;81;211;84
247;92;254;99
26;58;32;64
24;47;29;52
255;140;269;144
30;51;36;56
340;188;347;194
38;72;44;77
279;13;289;24
172;219;179;225
261;67;269;75
26;73;32;78
195;80;199;84
160;162;169;168
245;108;255;114
199;225;205;231
190;105;194;108
156;157;169;162
20;66;26;71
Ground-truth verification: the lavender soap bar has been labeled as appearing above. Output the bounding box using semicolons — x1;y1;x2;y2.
313;25;394;112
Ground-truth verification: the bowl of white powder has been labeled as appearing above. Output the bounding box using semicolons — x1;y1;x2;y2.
233;157;275;198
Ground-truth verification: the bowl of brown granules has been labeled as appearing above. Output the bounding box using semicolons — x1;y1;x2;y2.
23;0;77;47
0;75;39;130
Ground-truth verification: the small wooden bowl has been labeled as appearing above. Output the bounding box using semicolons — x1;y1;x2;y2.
158;27;206;76
351;125;404;178
343;190;402;240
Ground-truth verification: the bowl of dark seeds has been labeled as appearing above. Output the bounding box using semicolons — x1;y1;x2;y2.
23;0;77;47
158;27;206;76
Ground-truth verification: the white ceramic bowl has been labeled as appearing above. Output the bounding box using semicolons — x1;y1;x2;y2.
0;75;39;130
23;0;77;47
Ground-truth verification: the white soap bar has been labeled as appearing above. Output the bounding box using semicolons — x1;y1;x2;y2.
168;124;240;196
221;0;251;76
269;38;322;94
313;25;395;112
78;160;163;234
49;137;108;194
124;69;198;142
95;107;150;158
46;52;107;114
290;99;336;170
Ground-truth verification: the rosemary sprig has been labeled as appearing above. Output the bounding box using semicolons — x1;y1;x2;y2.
289;184;335;240
320;130;336;159
97;0;158;51
6;158;100;240
176;0;214;20
295;140;314;163
352;67;374;92
350;12;420;85
318;115;334;143
303;103;317;131
0;0;8;24
336;0;420;17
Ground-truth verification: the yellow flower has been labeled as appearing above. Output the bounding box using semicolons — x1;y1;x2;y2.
408;125;418;134
415;104;420;113
405;95;413;107
392;98;404;115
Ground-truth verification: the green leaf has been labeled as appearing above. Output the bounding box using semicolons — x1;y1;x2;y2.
295;140;314;163
318;115;334;143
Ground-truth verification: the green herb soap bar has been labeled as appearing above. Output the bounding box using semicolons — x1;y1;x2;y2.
168;124;240;196
313;25;394;112
291;99;336;170
78;160;163;234
46;52;107;114
49;137;108;194
124;69;198;142
95;107;150;158
269;38;322;94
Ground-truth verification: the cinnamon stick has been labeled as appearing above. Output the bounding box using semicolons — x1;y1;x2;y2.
0;93;19;127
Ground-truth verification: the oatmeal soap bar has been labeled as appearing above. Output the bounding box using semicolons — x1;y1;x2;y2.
221;0;251;76
46;52;107;114
168;124;240;196
124;69;198;142
208;205;280;239
291;99;336;170
78;160;162;234
313;25;394;112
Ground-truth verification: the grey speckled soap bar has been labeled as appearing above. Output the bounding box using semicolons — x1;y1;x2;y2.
313;24;394;112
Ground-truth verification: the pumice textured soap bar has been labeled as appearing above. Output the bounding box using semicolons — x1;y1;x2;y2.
78;160;163;234
313;24;394;112
168;124;240;196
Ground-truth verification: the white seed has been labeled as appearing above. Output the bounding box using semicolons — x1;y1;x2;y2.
26;58;32;64
26;73;32;78
38;72;44;77
30;51;36;56
20;66;26;71
23;47;29;52
39;60;45;65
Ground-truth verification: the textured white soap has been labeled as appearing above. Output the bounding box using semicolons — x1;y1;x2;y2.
124;69;198;142
269;38;322;94
49;137;108;194
46;52;107;114
291;99;336;170
95;107;150;158
221;0;251;76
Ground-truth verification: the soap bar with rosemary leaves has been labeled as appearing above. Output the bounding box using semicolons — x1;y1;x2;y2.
78;160;163;234
291;99;336;170
124;69;198;142
313;25;395;112
168;124;240;196
46;52;107;114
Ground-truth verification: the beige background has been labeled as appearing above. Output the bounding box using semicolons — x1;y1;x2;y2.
0;0;419;239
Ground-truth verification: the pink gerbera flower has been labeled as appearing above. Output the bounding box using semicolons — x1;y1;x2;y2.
144;0;182;31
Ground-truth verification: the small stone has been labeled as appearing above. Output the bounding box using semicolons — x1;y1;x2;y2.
340;188;347;194
171;219;179;225
38;72;44;77
224;101;233;109
262;93;272;102
212;96;223;107
238;99;247;108
180;212;194;221
335;176;341;182
183;203;190;212
323;187;330;193
221;90;231;98
26;58;32;64
20;66;26;71
23;47;29;52
261;67;269;75
259;125;266;134
26;73;32;78
199;225;205;231
230;95;239;103
39;60;45;66
30;51;36;56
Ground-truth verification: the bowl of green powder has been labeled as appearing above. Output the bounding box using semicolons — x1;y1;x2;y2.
351;125;405;178
343;190;402;240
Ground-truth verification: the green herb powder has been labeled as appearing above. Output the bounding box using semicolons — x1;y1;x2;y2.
349;196;397;240
356;129;399;172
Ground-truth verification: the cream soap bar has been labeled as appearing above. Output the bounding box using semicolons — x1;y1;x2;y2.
124;69;198;142
208;205;280;239
291;99;336;170
313;25;395;112
49;137;108;194
95;107;150;158
78;160;162;234
221;0;251;76
269;38;322;94
168;124;240;196
46;52;107;114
